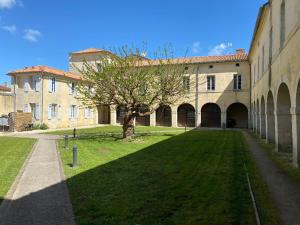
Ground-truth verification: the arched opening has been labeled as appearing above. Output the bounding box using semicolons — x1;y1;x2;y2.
226;103;248;128
267;91;275;143
177;104;195;127
201;103;221;127
156;105;172;127
97;105;110;124
256;101;260;133
135;106;150;126
296;81;300;164
277;83;292;153
116;105;126;125
260;96;266;138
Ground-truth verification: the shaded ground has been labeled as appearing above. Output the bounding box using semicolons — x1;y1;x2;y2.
58;130;278;225
243;131;300;225
0;135;75;225
0;137;35;204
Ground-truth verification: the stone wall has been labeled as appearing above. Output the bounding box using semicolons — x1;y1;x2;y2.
9;112;32;132
0;94;14;116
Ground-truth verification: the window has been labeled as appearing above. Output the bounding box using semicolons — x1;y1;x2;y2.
69;82;76;95
262;45;265;73
84;107;91;119
96;63;102;72
48;104;57;119
70;105;77;119
207;75;215;91
30;103;40;119
183;76;190;91
49;78;56;93
209;65;214;69
233;74;242;90
236;63;240;67
280;0;286;49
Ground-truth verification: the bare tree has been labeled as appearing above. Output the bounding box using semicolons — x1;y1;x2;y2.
76;46;191;139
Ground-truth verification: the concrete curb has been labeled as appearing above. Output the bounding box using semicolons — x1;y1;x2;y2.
0;139;38;215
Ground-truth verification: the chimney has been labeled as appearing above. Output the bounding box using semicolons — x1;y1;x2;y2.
236;49;245;54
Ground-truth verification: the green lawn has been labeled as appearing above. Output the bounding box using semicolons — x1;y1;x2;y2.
58;129;279;225
0;137;36;203
47;125;186;136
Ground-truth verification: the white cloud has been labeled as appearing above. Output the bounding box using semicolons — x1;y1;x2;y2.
23;29;42;42
192;41;201;54
1;25;16;34
0;0;16;8
208;42;233;56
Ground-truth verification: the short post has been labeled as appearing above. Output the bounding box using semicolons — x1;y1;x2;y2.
64;135;68;149
73;128;76;138
72;145;78;167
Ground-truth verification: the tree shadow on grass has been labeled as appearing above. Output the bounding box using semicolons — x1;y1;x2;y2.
0;130;255;225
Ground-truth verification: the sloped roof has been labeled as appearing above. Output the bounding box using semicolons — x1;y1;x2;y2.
7;65;81;80
139;52;248;66
71;48;113;56
0;85;11;92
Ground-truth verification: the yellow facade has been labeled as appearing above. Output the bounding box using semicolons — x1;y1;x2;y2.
249;0;300;166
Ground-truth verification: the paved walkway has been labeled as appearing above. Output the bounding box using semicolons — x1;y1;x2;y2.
0;135;75;225
243;131;300;225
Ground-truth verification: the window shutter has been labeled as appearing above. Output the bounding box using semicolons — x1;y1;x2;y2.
48;104;52;120
24;104;28;112
69;83;73;95
69;106;72;119
55;79;58;92
36;104;40;119
35;76;40;92
84;107;88;119
48;79;52;93
75;106;78;118
24;78;29;92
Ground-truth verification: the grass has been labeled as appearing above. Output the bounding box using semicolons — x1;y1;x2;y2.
250;131;300;184
46;125;187;136
58;128;279;225
0;137;36;203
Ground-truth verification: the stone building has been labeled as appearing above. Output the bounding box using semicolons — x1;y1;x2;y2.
4;0;300;165
249;0;300;166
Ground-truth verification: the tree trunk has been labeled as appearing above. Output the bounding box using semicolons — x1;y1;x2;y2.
122;113;135;139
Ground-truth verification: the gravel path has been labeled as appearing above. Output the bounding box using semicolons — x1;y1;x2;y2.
243;131;300;225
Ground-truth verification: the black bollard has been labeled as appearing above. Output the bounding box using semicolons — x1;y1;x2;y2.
73;128;76;138
73;145;78;167
64;135;68;148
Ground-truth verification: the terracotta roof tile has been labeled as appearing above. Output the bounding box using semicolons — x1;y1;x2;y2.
0;85;11;92
7;65;81;80
71;48;113;55
139;53;248;66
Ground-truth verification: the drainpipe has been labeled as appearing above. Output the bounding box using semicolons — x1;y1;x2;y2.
13;75;16;132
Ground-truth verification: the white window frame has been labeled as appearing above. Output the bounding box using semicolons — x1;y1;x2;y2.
233;74;242;90
207;75;215;91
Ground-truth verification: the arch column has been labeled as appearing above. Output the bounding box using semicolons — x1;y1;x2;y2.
196;110;201;127
171;105;177;127
291;107;298;167
274;110;279;152
110;105;117;125
150;112;156;126
265;112;269;143
221;111;226;127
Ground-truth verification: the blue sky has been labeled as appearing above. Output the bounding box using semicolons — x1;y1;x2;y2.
0;0;266;84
